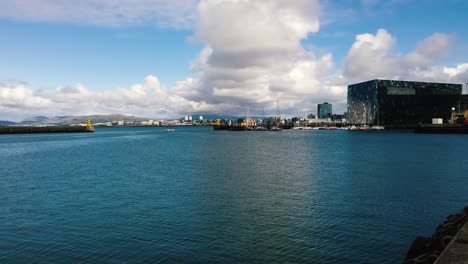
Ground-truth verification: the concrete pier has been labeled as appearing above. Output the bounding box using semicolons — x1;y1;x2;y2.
404;207;468;263
435;221;468;264
415;124;468;134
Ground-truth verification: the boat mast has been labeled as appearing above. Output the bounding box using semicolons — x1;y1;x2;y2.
246;107;249;128
262;104;265;128
277;97;281;125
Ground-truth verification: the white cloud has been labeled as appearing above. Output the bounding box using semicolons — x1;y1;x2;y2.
2;2;467;121
344;29;458;83
0;76;198;120
0;0;199;29
174;0;339;115
1;0;343;119
0;81;51;110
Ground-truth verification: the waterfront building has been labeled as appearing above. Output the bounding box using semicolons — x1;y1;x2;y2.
318;102;332;119
332;114;345;121
347;79;468;127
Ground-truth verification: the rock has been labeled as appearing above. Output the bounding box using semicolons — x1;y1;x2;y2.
440;235;453;248
403;206;468;264
406;236;431;260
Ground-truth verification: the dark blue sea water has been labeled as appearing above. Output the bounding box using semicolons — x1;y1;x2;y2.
1;127;467;263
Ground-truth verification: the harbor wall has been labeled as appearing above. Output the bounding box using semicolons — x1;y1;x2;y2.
0;126;94;134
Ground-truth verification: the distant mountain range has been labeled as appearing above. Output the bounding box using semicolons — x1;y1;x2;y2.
0;113;260;126
1;114;149;126
0;120;17;126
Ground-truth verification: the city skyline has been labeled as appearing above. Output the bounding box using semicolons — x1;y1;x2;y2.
1;0;468;121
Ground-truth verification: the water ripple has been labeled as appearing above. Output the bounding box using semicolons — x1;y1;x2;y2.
1;127;468;263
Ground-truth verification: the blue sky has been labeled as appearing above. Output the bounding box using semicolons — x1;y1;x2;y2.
0;0;467;120
316;0;468;63
0;22;200;89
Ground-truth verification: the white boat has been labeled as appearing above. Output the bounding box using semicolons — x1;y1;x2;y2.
165;128;175;132
270;126;282;131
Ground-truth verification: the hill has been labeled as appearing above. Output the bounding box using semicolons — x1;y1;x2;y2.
0;120;17;126
17;114;150;125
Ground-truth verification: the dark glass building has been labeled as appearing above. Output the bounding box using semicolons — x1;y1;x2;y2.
318;102;332;119
347;79;468;127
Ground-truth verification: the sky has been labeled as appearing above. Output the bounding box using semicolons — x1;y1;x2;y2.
0;0;467;121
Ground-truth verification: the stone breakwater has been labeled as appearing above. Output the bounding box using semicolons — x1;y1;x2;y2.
0;126;94;134
404;207;468;264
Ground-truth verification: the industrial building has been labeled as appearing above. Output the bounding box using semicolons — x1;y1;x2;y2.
347;79;468;127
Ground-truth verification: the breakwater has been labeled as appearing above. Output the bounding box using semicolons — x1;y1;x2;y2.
0;125;94;134
415;124;468;134
404;207;468;264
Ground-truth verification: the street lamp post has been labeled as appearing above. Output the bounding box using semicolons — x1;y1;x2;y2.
451;107;456;124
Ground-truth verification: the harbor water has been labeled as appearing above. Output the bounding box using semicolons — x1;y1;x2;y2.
1;127;467;263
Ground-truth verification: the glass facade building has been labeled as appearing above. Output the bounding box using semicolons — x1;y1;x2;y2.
347;79;467;127
318;102;332;119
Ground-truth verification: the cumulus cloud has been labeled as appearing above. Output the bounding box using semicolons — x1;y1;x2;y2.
343;28;461;83
0;0;360;119
0;76;198;120
173;0;344;115
2;2;466;121
0;0;198;28
0;81;51;110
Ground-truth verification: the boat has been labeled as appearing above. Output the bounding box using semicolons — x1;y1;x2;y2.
254;126;268;131
213;124;230;130
269;98;283;131
372;98;385;130
370;100;385;130
270;126;282;131
166;128;175;132
228;126;246;131
245;107;254;131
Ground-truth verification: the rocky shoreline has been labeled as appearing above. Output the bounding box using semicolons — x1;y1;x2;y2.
404;206;468;264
